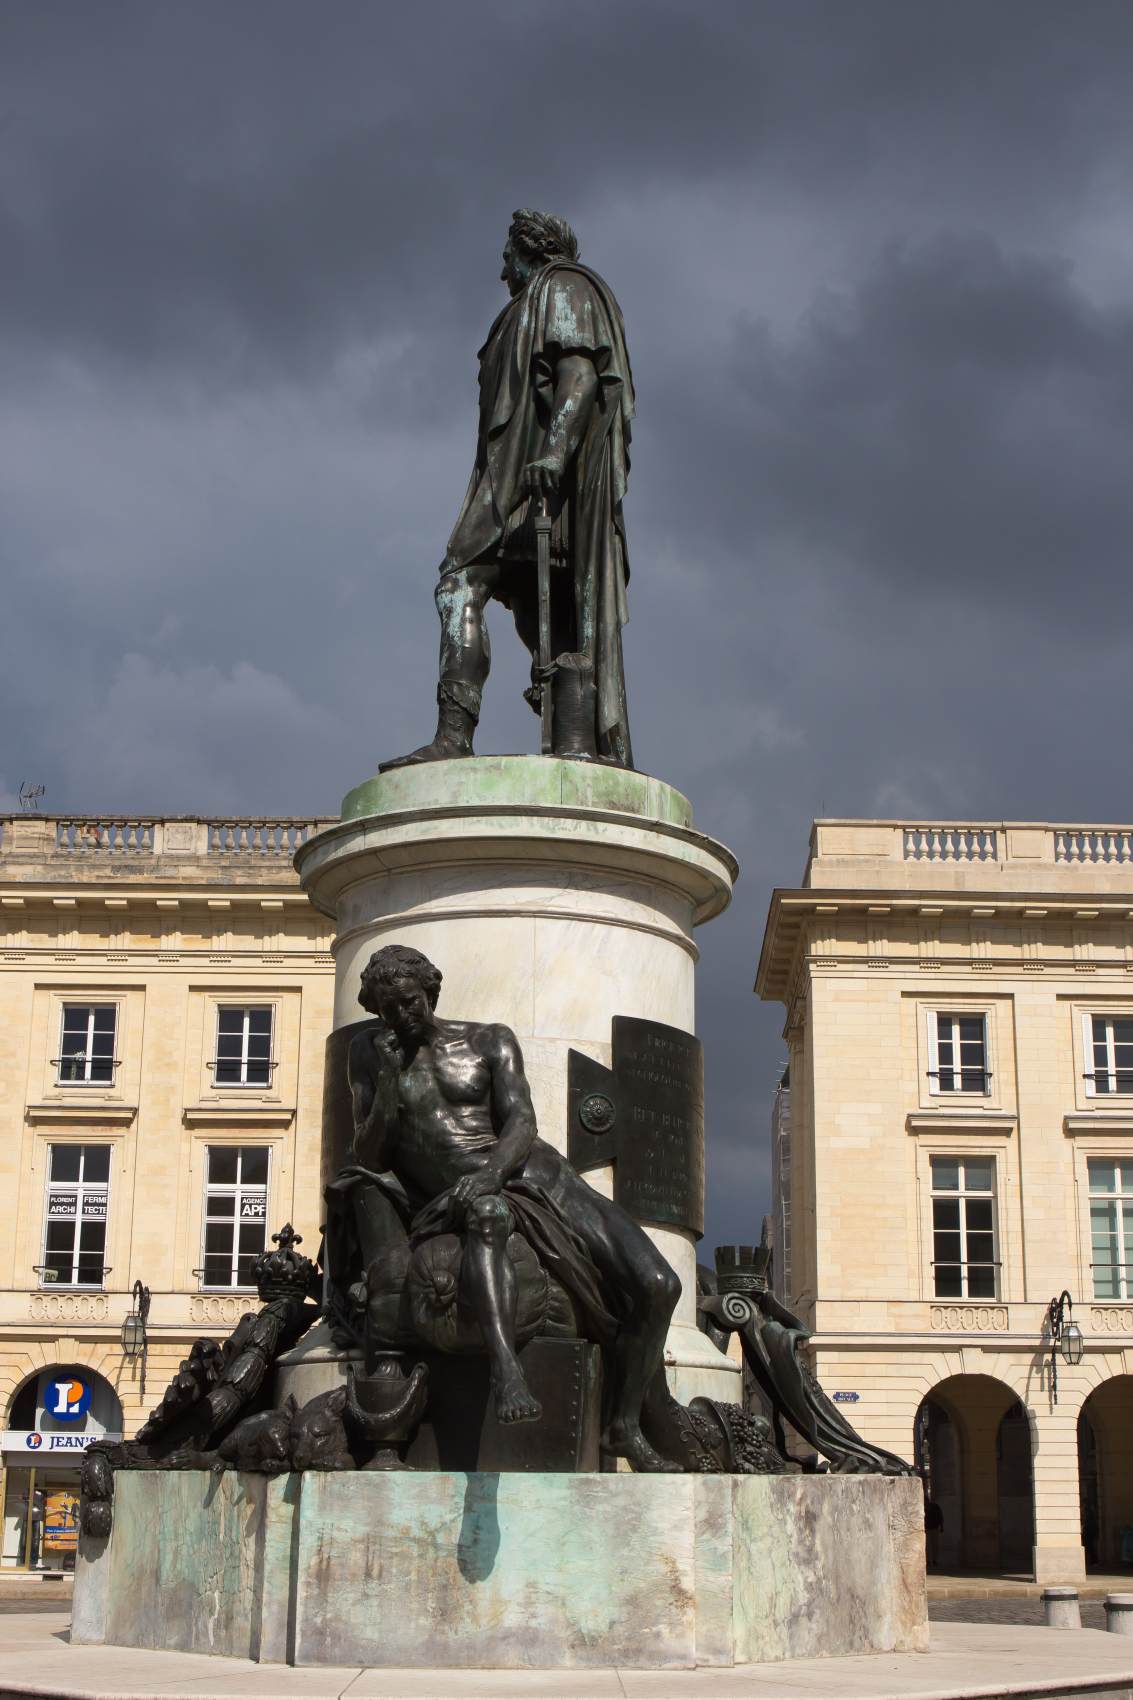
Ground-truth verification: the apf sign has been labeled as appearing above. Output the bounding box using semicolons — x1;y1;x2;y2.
45;1378;92;1424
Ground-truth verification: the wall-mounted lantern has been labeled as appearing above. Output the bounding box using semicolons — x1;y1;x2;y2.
121;1280;151;1395
1047;1289;1084;1404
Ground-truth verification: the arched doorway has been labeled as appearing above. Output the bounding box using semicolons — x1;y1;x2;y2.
1079;1376;1133;1571
2;1367;123;1573
915;1374;1034;1573
915;1396;961;1570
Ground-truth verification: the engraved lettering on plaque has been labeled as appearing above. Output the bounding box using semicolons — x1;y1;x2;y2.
567;1016;704;1238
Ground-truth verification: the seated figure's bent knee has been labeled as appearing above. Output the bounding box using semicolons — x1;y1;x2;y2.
641;1258;681;1317
465;1194;513;1241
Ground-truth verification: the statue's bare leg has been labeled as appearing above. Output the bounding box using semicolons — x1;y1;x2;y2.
536;1164;681;1469
462;1196;542;1424
380;560;500;770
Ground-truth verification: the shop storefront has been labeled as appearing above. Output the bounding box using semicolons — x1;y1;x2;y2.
2;1369;122;1571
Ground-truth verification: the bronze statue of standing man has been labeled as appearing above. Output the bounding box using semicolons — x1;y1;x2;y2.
383;209;635;771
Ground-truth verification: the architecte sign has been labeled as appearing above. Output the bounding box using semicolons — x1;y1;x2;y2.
2;1430;122;1455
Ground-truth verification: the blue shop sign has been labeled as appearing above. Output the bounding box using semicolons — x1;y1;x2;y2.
44;1377;93;1423
3;1429;121;1455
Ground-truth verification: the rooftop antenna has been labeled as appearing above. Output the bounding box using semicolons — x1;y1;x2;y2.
18;782;45;813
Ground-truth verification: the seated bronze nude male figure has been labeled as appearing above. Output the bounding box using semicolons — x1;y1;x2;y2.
344;944;680;1471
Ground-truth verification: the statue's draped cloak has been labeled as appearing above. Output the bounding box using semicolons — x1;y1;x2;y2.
445;261;635;767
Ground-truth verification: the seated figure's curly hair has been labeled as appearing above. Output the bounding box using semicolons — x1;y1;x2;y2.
509;207;580;266
359;945;443;1014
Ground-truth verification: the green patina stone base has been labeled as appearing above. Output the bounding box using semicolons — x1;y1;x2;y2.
342;755;694;829
73;1469;927;1669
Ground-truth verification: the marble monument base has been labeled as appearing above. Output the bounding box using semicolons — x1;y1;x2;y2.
295;756;743;1406
73;1470;928;1669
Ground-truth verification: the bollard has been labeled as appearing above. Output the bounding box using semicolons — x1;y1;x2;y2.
1105;1594;1133;1635
1042;1587;1081;1629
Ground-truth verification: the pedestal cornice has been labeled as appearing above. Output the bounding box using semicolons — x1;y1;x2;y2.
296;757;737;928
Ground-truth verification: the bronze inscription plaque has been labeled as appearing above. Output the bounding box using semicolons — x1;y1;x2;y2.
567;1015;704;1238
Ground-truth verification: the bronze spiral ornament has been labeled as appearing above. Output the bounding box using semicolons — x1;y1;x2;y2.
719;1291;756;1329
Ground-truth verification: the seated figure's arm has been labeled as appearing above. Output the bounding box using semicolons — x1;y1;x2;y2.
348;1027;400;1172
487;1024;539;1182
449;1025;537;1208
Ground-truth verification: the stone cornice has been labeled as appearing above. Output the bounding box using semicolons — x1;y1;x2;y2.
757;886;1133;1004
182;1105;295;1127
906;1112;1016;1135
25;1101;137;1125
1064;1114;1133;1136
0;887;313;906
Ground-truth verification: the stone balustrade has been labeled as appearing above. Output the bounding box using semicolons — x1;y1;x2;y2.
1055;829;1133;865
804;819;1133;893
1;814;329;859
0;814;335;896
903;827;998;862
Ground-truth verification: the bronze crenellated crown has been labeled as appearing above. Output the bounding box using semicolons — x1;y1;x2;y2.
714;1242;772;1294
251;1223;319;1304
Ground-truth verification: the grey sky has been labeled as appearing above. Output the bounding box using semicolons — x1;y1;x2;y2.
4;1;1132;1246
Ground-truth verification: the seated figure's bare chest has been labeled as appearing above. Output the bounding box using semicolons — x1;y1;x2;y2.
398;1035;491;1115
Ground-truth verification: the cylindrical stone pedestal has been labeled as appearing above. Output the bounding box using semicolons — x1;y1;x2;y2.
1105;1594;1133;1635
1042;1587;1080;1629
295;756;740;1402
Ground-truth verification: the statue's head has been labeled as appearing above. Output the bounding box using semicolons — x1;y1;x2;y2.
358;944;442;1037
501;207;579;296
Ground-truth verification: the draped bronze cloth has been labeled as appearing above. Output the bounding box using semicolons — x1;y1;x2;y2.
444;260;635;768
326;1166;619;1349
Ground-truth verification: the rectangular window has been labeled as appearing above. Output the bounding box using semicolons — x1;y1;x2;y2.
1088;1158;1133;1300
212;1006;274;1088
931;1155;998;1298
41;1145;110;1287
55;1005;117;1086
201;1146;269;1288
928;1012;990;1095
1085;1015;1133;1096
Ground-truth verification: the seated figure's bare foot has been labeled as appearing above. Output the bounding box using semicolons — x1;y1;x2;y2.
602;1422;681;1473
492;1367;542;1425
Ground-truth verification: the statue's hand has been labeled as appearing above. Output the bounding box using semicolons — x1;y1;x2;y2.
450;1168;502;1209
524;457;564;497
372;1024;402;1070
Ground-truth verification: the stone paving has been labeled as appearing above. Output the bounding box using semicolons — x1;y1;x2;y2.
0;1612;1129;1699
931;1596;1109;1629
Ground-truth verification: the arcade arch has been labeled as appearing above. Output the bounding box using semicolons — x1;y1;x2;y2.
915;1373;1034;1573
1078;1375;1133;1571
2;1366;123;1572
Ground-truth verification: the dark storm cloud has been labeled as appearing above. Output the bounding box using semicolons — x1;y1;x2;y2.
4;0;1133;1245
7;2;1133;381
649;236;1133;626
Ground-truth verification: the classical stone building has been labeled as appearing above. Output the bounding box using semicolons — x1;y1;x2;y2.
757;820;1133;1582
0;812;334;1573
